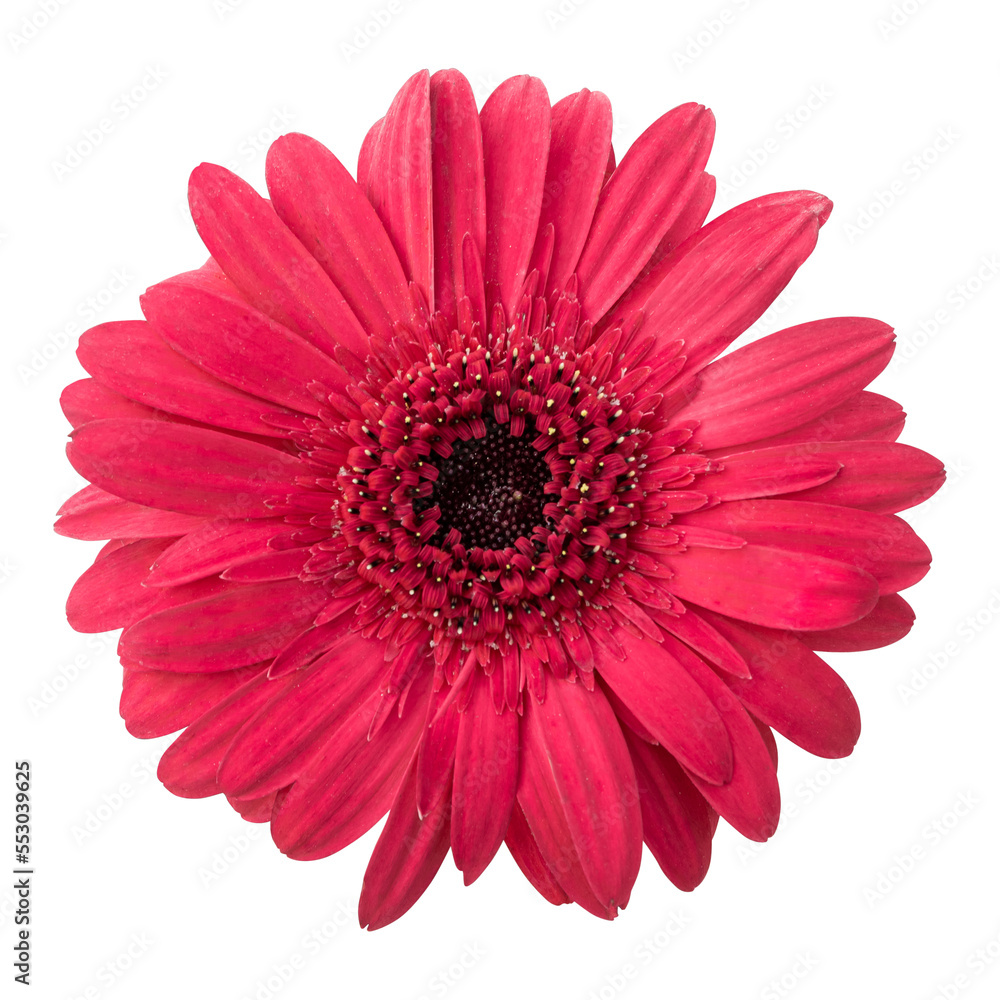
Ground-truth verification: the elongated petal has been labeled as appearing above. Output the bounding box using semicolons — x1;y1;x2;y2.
702;447;842;501
679;500;931;595
451;674;519;884
142;280;351;411
521;680;641;909
533;88;612;293
481;75;551;317
416;694;461;818
55;485;205;540
364;70;433;305
217;632;389;797
596;629;733;784
68;419;306;517
773;441;945;513
359;754;452;930
608;191;832;380
698;612;862;758
675;318;896;450
504;802;571;907
796;593;915;651
429;69;486;327
188;163;369;359
121;578;328;672
61;378;158;427
663;543;880;631
67;538;173;632
265;132;412;340
576;103;715;321
661;603;750;677
77;320;293;436
121;665;264;738
625;729;714;891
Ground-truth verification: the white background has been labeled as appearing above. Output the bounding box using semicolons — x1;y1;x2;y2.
2;0;998;997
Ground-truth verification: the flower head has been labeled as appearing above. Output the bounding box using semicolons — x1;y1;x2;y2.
58;69;944;927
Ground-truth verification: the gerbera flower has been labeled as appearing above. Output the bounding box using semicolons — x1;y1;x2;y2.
58;69;944;928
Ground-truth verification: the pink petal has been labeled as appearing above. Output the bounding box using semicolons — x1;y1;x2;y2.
481;75;551;317
661;603;751;678
77;320;293;437
504;802;571;907
188;163;368;360
358;753;452;930
678;500;931;595
121;578;328;672
520;679;642;910
141;279;351;411
429;69;486;328
624;729;714;891
265;132;412;342
450;673;519;884
662;543;880;631
356;116;382;189
66;537;174;632
675;318;896;450
531;88;612;293
55;485;206;541
595;628;733;784
67;418;307;517
698;612;862;758
415;692;461;818
121;665;264;738
61;378;160;427
576;103;715;322
364;70;433;306
216;632;390;798
701;446;843;500
795;593;915;651
665;637;780;841
772;441;945;513
607;191;831;381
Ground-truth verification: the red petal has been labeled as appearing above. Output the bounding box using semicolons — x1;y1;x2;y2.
520;679;641;910
702;446;843;500
576;103;715;321
55;485;206;541
595;629;733;784
364;70;433;306
68;419;307;518
662;543;880;631
532;88;612;293
450;673;519;884
62;378;160;427
415;692;461;818
481;75;551;317
67;538;174;632
661;604;751;678
358;754;452;930
188;163;368;360
699;612;862;758
504;802;571;907
796;593;915;651
77;320;292;436
675;318;896;450
121;579;328;672
625;729;714;891
679;500;931;595
265;132;412;341
429;69;486;328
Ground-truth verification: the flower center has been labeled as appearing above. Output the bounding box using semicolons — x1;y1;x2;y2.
421;415;551;550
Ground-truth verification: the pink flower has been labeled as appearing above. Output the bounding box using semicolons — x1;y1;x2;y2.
58;69;944;928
